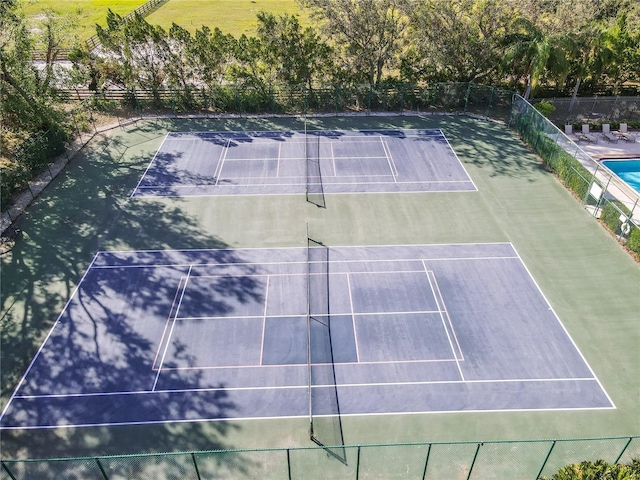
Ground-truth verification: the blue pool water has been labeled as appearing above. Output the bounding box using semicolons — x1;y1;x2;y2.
602;159;640;195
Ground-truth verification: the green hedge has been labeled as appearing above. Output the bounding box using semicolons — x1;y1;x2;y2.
599;199;640;256
628;225;640;254
601;200;631;233
542;458;640;479
1;127;68;208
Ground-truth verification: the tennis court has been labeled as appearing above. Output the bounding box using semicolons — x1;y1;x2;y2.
131;129;476;197
0;243;612;430
2;113;638;470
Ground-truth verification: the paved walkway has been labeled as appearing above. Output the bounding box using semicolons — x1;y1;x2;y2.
578;135;640;159
567;132;640;222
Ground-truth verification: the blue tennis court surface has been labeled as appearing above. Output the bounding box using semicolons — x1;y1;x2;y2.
131;129;477;197
0;244;612;430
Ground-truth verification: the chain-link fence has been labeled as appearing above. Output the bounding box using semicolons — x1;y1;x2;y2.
65;82;514;123
532;96;640;125
510;94;640;257
1;436;637;480
3;81;513;220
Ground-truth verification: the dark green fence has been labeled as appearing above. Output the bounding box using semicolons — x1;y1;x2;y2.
71;82;514;123
1;436;637;480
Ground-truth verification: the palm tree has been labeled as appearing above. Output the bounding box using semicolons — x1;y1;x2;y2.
501;17;572;99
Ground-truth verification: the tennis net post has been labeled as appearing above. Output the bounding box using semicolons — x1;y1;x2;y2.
305;125;325;208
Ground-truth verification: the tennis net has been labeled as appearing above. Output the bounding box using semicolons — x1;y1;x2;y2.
306;237;346;464
305;123;325;208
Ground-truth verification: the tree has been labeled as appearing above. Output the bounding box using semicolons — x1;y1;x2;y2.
297;0;408;85
403;0;513;84
501;17;573;98
593;12;640;92
188;26;236;89
96;11;172;103
0;1;71;131
255;12;333;89
228;34;274;94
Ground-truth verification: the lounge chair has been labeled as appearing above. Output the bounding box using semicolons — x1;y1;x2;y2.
581;124;598;143
601;124;618;143
614;123;636;142
566;124;588;143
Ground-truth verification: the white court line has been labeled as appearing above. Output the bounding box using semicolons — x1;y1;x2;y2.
276;144;281;177
206;155;392;162
152;276;188;370
173;309;447;322
439;129;479;192
3;400;615;430
379;136;398;181
330;142;337;176
130;133;169;197
511;247;617;409
259;275;270;365
423;260;465;381
212;138;229;182
134;177;472;190
94;241;512;254
89;255;520;271
152;265;193;391
346;274;360;363
0;253;101;422
157;357;458;371
214;139;230;186
14;375;602;400
427;270;464;361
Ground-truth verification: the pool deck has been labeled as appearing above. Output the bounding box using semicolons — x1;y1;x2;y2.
578;134;640;159
561;132;640;221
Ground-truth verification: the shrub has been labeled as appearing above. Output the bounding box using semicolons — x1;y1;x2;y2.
542;458;640;479
601;200;632;234
534;100;556;117
627;225;640;255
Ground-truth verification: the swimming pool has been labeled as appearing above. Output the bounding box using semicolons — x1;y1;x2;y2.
602;158;640;195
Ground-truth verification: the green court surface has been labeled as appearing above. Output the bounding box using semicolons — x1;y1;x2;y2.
1;115;638;460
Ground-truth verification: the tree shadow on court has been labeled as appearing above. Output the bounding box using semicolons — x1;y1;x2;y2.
297;115;549;181
426;117;550;180
0;127;268;475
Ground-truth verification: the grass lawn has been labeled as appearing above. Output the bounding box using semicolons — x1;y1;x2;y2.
144;0;309;36
23;0;309;41
23;0;148;40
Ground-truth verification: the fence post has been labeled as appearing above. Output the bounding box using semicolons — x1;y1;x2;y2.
1;461;18;480
355;446;361;480
191;452;202;480
485;87;495;118
95;458;109;480
545;131;561;169
421;443;432;480
303;84;308;116
464;82;472;112
287;448;292;480
24;178;36;200
614;437;633;464
465;443;482;480
535;440;556;480
271;87;275;115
